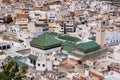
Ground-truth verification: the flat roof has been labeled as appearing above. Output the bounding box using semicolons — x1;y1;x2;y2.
16;49;31;55
0;42;9;46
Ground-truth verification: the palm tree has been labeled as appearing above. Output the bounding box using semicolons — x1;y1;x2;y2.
0;60;25;80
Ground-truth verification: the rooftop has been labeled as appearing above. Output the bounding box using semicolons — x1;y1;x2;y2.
28;54;38;60
5;56;28;68
48;32;61;37
58;35;81;42
68;48;109;59
88;36;96;41
30;33;61;49
16;49;31;55
61;41;76;52
76;41;100;52
61;41;100;53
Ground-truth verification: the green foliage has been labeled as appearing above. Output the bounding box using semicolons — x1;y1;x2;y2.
30;77;34;80
0;60;25;80
5;17;13;24
18;39;24;43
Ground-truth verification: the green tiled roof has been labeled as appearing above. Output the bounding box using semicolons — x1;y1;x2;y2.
30;33;61;47
48;32;61;36
89;36;96;41
61;41;76;52
68;48;109;59
28;54;38;60
15;60;27;68
5;56;12;61
5;56;27;68
54;53;68;57
76;41;100;51
83;48;108;58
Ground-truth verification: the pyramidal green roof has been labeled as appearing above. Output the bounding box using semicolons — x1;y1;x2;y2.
30;33;61;47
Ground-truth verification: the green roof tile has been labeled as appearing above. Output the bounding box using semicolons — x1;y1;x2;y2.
68;48;109;59
54;53;68;57
61;41;76;52
83;48;108;58
30;33;61;47
28;54;38;60
76;41;100;51
15;60;27;68
48;32;61;36
5;56;12;61
5;56;28;68
58;35;81;42
89;36;96;41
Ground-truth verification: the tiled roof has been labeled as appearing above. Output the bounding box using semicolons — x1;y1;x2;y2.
76;41;100;51
61;41;76;52
30;33;61;47
48;32;60;36
15;59;28;68
54;53;68;57
58;35;81;42
68;48;108;59
5;56;12;61
89;36;96;41
82;48;108;58
28;54;38;60
5;56;28;68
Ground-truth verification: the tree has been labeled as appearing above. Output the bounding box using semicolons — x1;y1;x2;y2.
0;60;25;80
5;17;13;24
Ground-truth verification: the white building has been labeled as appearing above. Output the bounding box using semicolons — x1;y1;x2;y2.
105;32;120;44
0;38;12;50
47;11;58;22
104;71;120;80
0;24;6;32
114;44;120;61
36;55;53;71
36;54;61;71
29;11;47;20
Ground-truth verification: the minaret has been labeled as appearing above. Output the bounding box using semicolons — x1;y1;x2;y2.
96;24;105;45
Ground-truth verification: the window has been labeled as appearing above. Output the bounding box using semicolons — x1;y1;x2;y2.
55;58;57;60
3;46;6;50
46;59;50;61
38;64;40;66
35;14;40;16
33;60;36;65
30;59;32;63
7;45;10;49
42;64;45;67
